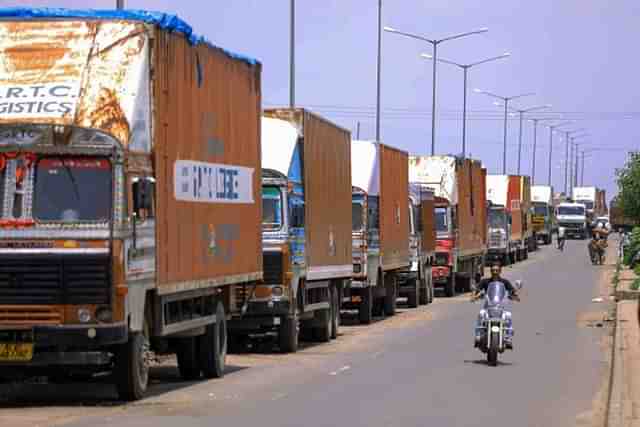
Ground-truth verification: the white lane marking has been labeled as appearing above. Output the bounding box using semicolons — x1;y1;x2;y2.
329;365;351;376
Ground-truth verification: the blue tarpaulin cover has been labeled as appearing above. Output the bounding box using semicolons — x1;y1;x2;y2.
0;7;259;65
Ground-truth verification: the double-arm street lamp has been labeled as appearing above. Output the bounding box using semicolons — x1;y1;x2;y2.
528;117;556;184
545;122;573;186
474;89;535;174
420;52;510;157
385;26;488;155
509;105;551;175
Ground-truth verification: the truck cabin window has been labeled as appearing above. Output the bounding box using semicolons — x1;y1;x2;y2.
262;186;283;230
352;200;364;232
558;206;585;216
435;207;449;232
488;209;507;228
576;200;594;210
33;157;111;222
533;203;547;216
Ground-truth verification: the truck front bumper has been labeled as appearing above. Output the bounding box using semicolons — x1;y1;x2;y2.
486;248;508;261
228;300;291;332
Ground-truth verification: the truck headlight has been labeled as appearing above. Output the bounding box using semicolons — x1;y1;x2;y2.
77;308;92;323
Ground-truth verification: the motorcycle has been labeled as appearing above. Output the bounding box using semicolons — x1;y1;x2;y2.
472;280;523;366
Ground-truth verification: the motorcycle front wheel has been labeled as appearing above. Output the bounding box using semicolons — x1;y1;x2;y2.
487;332;499;367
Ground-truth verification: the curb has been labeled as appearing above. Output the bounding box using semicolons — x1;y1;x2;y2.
607;301;623;427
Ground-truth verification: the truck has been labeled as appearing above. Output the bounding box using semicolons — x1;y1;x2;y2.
556;202;588;239
486;176;518;265
228;109;351;352
409;156;486;297
397;184;436;307
531;185;555;245
486;175;532;264
610;197;639;232
573;186;607;232
346;141;409;323
0;10;263;400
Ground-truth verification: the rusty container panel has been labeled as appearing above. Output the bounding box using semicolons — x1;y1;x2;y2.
262;108;352;273
520;176;532;239
480;168;488;245
420;190;436;253
301;111;352;271
379;144;409;271
153;29;262;288
0;20;152;150
456;159;486;255
507;175;523;242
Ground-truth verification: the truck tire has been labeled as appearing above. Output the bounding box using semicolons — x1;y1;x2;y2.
176;337;201;380
383;275;397;316
331;285;340;340
115;325;150;401
199;301;227;379
407;278;419;308
427;277;434;303
445;275;456;298
279;311;299;353
419;278;428;305
358;286;373;324
313;307;332;343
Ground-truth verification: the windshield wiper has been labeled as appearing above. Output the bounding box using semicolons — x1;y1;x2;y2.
58;157;80;201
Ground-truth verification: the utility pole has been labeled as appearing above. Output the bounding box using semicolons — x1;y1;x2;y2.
356;122;361;140
116;0;124;8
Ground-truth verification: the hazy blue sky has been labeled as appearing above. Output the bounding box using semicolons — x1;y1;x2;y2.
7;0;640;200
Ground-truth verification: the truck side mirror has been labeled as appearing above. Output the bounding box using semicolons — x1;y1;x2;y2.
133;178;154;215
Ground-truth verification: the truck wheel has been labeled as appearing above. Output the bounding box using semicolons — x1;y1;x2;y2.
418;278;428;305
199;301;227;379
445;275;456;298
279;312;299;352
358;286;373;324
407;279;419;308
383;275;397;316
115;324;150;401
331;285;340;340
176;337;201;380
313;306;332;343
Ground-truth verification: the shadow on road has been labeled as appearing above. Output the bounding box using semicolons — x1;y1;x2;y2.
0;363;248;408
463;358;515;367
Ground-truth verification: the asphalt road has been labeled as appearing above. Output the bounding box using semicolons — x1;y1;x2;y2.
0;239;610;427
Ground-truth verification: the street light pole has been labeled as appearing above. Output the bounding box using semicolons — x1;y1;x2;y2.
375;0;382;142
116;0;124;9
474;89;535;174
509;105;551;175
545;122;573;186
385;26;488;155
289;0;295;108
421;52;509;157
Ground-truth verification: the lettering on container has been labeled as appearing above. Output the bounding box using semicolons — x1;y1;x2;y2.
174;160;254;204
0;83;80;119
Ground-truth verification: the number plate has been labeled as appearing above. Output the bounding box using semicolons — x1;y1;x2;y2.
0;343;34;361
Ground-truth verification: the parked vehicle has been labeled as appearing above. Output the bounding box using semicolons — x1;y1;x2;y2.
486;176;517;265
610;197;639;233
397;184;436;307
409;156;486;297
346;141;409;323
228;109;352;352
0;10;263;400
573;186;607;234
531;185;555;245
556;202;588;239
486;175;532;264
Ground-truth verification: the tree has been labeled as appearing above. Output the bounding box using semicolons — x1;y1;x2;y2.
616;151;640;220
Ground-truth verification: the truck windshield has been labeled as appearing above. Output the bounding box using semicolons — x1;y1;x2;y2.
435;207;448;232
262;186;283;230
33;157;111;222
352;201;364;231
488;209;506;228
576;200;594;210
533;203;548;216
558;206;585;216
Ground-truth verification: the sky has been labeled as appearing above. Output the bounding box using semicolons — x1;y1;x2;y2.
7;0;640;201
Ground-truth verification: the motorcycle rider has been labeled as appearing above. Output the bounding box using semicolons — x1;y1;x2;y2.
473;264;520;349
557;226;566;251
589;229;608;263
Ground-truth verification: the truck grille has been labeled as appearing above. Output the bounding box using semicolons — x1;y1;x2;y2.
0;255;111;305
489;232;503;247
263;251;283;284
0;305;62;325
